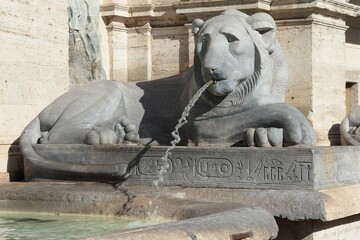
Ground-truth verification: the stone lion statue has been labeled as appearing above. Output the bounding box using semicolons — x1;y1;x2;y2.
20;10;316;170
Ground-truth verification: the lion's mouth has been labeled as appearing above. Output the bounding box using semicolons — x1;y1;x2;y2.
206;71;243;85
208;76;246;89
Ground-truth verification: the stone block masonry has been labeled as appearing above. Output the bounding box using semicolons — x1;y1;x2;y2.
0;0;69;180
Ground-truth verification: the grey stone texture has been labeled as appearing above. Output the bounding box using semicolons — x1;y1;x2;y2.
68;0;106;88
102;208;278;240
20;10;316;180
24;144;360;191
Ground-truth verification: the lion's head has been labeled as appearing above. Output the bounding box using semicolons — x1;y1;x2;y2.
191;10;288;113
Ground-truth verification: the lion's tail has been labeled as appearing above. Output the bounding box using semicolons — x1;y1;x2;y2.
19;117;128;181
19;116;44;180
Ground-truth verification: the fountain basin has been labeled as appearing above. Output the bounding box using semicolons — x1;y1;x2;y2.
1;181;360;239
0;211;152;239
0;182;278;240
27;144;360;190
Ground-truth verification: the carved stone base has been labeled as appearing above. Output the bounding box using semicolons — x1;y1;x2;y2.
27;145;360;190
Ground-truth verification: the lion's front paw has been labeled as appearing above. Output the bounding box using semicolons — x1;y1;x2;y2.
84;117;139;145
84;127;117;145
114;117;139;144
243;127;283;147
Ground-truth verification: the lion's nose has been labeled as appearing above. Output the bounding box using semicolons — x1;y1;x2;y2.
206;67;219;75
206;67;223;80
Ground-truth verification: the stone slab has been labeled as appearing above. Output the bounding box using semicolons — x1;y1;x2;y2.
1;182;360;239
1;182;360;221
28;145;360;190
92;208;277;240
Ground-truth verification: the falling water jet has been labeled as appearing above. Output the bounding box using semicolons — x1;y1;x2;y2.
153;80;214;186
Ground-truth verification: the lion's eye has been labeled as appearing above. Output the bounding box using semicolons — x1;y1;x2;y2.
198;37;208;56
224;33;238;43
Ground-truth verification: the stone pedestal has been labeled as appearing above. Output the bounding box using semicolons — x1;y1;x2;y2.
20;144;360;239
24;145;360;191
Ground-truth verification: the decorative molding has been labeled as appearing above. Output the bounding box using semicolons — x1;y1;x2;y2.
270;0;360;19
106;21;128;33
100;0;360;27
101;3;129;18
276;14;348;30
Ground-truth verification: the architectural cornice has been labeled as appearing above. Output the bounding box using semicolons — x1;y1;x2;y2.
270;0;360;19
174;0;272;17
100;0;360;27
276;13;349;30
101;3;129;18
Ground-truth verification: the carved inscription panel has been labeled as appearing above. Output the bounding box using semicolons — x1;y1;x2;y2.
131;149;313;188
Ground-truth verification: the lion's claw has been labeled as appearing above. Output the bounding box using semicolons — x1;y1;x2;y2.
85;127;117;145
243;127;283;147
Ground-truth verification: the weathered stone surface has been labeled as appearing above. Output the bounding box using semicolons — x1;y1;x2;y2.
0;181;278;240
25;145;360;191
1;182;360;222
1;182;360;239
68;0;106;88
97;208;278;240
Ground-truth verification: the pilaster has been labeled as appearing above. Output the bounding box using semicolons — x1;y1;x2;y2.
127;22;152;82
277;14;348;146
107;21;128;81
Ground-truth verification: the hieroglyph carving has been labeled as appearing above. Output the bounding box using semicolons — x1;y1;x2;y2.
130;153;313;188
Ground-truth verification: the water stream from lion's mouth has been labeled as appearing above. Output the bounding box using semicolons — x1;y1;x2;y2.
153;80;213;186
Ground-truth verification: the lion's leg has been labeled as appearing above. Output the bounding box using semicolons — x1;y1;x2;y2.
38;81;144;145
191;103;316;147
40;116;141;145
241;103;316;147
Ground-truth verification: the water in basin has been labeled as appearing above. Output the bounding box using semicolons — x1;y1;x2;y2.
0;211;153;239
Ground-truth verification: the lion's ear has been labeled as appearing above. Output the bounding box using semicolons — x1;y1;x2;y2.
247;13;276;54
192;19;205;35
